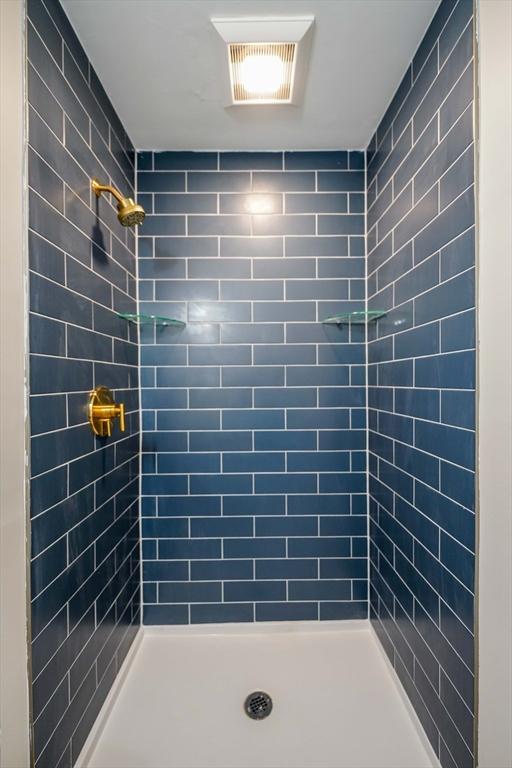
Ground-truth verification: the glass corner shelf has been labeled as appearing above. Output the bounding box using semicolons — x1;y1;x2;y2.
321;310;387;326
117;312;186;328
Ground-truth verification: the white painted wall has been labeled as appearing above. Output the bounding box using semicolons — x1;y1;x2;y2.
0;0;31;766
476;1;512;766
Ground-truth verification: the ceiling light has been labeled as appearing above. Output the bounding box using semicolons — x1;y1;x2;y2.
212;16;314;106
240;53;285;95
230;43;294;102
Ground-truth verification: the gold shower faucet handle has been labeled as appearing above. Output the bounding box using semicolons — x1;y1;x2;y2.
88;386;126;437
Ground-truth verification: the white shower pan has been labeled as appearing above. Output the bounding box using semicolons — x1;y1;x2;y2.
77;621;439;768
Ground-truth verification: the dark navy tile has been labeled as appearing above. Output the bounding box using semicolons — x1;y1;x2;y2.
285;236;348;258
220;152;282;170
440;60;474;138
441;462;475;511
395;389;440;421
414;22;473;140
188;172;250;192
190;474;252;496
154;151;218;170
189;387;252;409
252;171;314;192
440;144;474;209
253;346;316;367
288;537;351;558
190;604;253;624
188;258;251;280
252;214;316;237
317;171;364;192
138;172;185;192
191;560;253;581
320;601;367;620
415;421;474;469
30;394;65;436
256;558;317;579
157;366;219;388
441;390;475;430
223;538;285;559
158;582;221;604
285;151;348;170
220;237;283;258
440;227;475;282
256;517;318;537
253;301;316;323
221;323;284;344
142;474;188;496
158;453;220;474
414;187;475;265
288;451;349;473
415;106;472;203
415;481;475;551
189;431;252;452
395;443;439;490
158;539;221;560
31;271;92;328
191;516;252;538
223;496;285;516
441;309;475;352
139;215;186;236
289;580;351;601
152;237;218;259
224;581;286;602
158;496;221;517
394;323;439;359
256;603;318;621
255;474;317;494
144;605;188;625
415;351;475;389
415;269;474;326
285;193;347;214
27;23;88;141
223;409;284;430
318;215;365;236
395;254;439;305
286;409;349;430
222;366;283;387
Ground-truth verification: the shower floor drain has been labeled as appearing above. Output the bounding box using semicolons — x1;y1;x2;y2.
244;691;273;720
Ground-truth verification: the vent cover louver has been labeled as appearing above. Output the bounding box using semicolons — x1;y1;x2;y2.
229;43;296;104
212;16;314;107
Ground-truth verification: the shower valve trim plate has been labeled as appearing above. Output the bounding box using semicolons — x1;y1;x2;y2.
88;386;126;437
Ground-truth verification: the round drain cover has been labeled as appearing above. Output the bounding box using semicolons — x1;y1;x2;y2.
244;691;273;720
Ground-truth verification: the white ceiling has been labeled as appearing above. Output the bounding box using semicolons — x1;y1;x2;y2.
62;0;440;151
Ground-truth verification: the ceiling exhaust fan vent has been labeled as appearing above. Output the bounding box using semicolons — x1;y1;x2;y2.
212;16;314;107
229;42;296;104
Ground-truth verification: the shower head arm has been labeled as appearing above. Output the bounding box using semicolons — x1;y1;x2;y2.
92;179;127;206
90;178;145;227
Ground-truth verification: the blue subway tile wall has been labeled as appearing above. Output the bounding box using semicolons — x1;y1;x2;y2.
27;1;140;765
137;150;367;625
366;2;476;767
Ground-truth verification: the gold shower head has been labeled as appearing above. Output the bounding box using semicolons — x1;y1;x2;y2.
92;179;145;227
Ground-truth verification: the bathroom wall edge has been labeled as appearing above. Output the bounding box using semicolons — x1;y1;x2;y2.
0;0;32;764
476;1;512;766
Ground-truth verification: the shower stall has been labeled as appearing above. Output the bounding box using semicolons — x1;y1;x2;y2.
0;1;511;768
